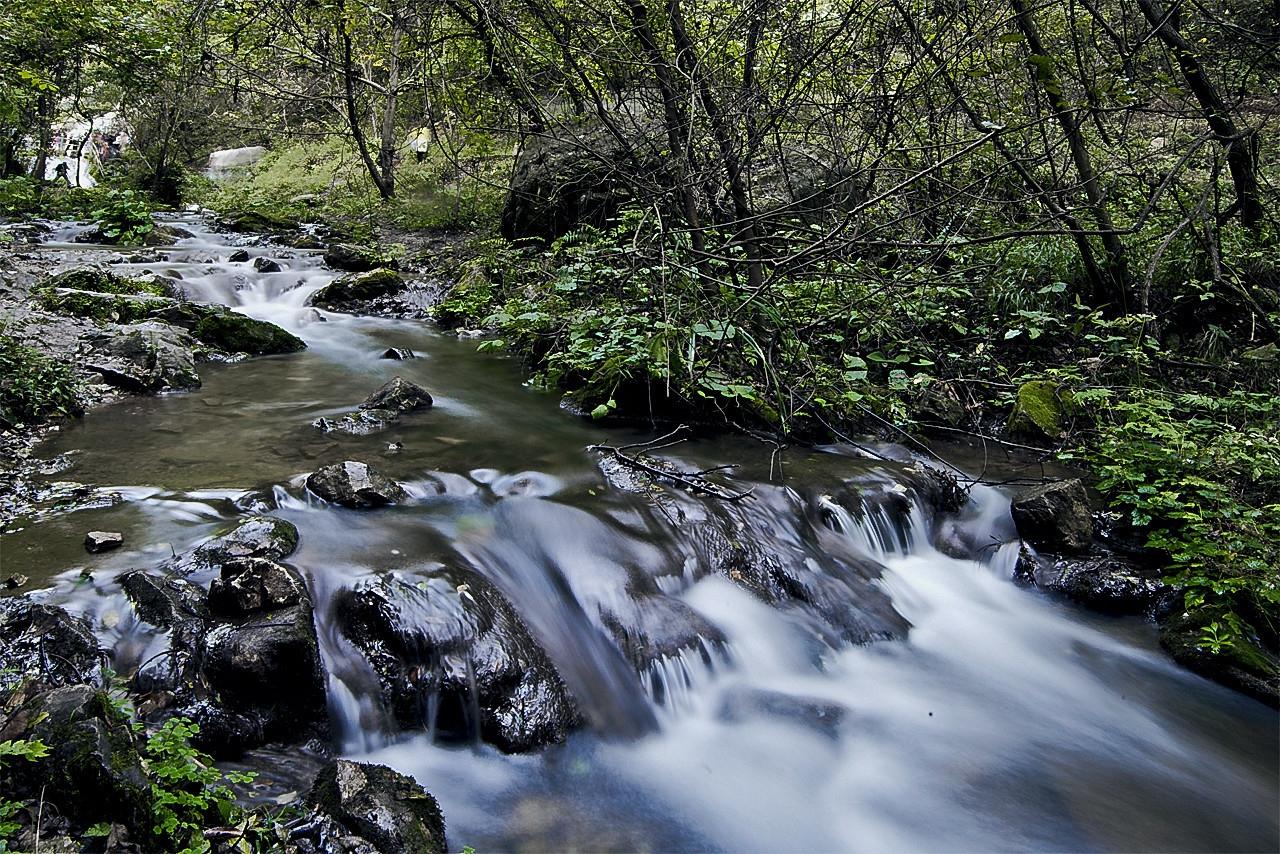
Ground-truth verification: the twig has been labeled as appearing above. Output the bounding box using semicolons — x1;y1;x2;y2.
589;427;754;501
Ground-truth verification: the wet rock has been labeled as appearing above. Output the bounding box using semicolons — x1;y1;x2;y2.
228;249;251;263
84;322;201;392
187;306;305;355
118;571;210;695
380;347;415;360
1011;479;1093;554
1160;611;1279;708
208;557;305;616
361;376;433;413
306;461;407;508
288;233;326;250
4;573;27;589
308;269;404;310
85;530;124;552
173;515;300;575
335;571;579;752
119;571;210;627
0;685;152;833
324;243;398;273
253;256;283;273
299;760;446;854
1033;555;1171;616
201;600;328;743
0;599;101;691
313;409;401;436
601;595;726;676
171;699;263;758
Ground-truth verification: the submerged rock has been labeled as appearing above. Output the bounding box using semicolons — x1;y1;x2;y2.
297;760;446;854
335;570;579;752
307;461;407;508
1011;479;1093;554
85;530;124;553
313;408;401;436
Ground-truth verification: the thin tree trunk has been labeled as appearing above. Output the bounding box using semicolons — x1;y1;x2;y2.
377;23;402;198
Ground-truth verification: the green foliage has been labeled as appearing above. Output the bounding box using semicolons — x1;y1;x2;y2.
0;736;50;848
145;717;255;854
1078;390;1280;653
0;332;82;426
90;188;155;244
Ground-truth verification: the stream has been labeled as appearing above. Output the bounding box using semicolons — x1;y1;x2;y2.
5;216;1278;853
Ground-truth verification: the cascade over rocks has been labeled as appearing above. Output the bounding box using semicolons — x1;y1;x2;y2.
334;570;580;752
294;760;447;854
307;461;407;508
1011;479;1093;554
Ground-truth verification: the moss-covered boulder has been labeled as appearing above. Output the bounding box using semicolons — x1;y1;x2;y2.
1008;380;1075;439
172;514;300;577
190;308;305;355
1159;610;1279;707
43;267;174;298
308;268;404;310
218;209;300;234
39;287;173;324
84;322;201;392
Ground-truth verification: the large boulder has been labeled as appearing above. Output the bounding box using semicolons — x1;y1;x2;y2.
324;244;399;273
187;307;305;355
306;462;407;508
308;269;404;310
335;571;580;752
0;600;101;692
296;760;446;854
1011;479;1093;554
218;208;300;234
84;322;201;392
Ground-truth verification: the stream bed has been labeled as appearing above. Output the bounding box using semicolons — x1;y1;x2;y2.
4;217;1278;852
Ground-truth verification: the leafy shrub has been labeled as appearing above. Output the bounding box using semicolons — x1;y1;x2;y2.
0;333;82;426
90;188;155;244
145;717;254;854
0;736;50;850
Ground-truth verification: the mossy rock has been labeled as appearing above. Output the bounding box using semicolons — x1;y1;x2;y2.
38;287;172;325
308;268;404;310
323;243;399;273
191;309;306;355
218;209;300;234
306;760;447;854
1008;380;1075;439
175;515;301;575
43;267;172;297
1159;609;1279;707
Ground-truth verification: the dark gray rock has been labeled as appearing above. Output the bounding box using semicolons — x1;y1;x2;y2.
600;595;726;678
380;348;415;360
0;600;101;691
335;571;580;752
208;557;305;616
1011;478;1093;554
84;322;201;392
229;249;251;263
324;244;398;273
253;256;283;273
361;376;433;413
85;530;124;553
306;462;407;508
201;601;328;743
118;570;209;695
1034;555;1171;616
299;760;446;854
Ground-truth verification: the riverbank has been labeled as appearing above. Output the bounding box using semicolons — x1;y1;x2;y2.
0;209;1275;852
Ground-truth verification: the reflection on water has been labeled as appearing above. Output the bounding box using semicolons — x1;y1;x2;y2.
6;218;1276;853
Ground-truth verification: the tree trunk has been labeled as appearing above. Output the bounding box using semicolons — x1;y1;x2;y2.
1134;0;1262;228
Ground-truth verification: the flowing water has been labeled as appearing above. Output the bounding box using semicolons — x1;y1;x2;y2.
6;217;1277;853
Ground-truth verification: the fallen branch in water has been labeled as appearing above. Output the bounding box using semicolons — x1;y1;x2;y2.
589;425;755;502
